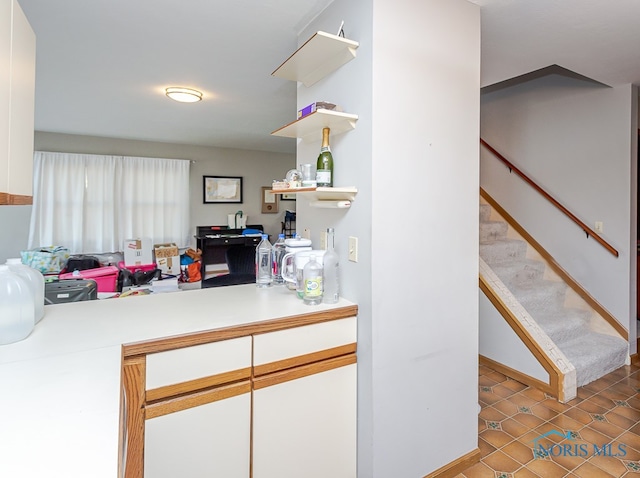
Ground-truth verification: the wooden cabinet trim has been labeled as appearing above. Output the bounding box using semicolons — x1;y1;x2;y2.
121;355;146;478
0;192;33;205
122;305;358;358
253;353;356;390
146;367;252;403
254;343;356;377
146;380;251;419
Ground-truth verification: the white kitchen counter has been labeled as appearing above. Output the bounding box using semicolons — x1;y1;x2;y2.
0;285;356;478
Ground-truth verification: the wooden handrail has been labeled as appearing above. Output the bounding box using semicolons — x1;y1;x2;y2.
480;138;619;258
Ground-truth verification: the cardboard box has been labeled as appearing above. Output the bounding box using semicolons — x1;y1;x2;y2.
124;238;153;266
154;243;180;275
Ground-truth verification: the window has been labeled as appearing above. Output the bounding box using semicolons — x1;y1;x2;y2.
28;152;191;254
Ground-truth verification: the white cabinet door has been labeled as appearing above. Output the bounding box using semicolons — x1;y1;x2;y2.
146;336;251;390
145;390;250;478
253;362;357;478
142;336;252;477
7;0;35;198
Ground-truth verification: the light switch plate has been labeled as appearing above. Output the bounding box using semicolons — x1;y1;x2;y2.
302;228;311;240
348;236;358;262
320;231;327;250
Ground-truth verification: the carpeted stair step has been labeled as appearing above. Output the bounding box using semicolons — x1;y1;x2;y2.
490;259;546;289
480;239;528;264
480;204;492;222
559;332;629;387
479;201;628;392
534;309;592;344
480;221;509;244
509;281;568;314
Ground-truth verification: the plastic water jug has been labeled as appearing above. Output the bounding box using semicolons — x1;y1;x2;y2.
6;258;45;323
0;265;35;345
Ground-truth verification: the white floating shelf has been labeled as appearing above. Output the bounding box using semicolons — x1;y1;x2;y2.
269;187;358;208
309;200;351;209
272;31;359;87
271;109;358;141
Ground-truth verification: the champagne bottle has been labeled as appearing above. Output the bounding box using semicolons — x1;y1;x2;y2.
316;127;334;187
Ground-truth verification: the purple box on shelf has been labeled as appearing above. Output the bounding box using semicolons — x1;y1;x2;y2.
297;101;339;120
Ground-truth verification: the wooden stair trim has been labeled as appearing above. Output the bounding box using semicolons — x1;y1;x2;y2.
479;275;565;401
481;188;628;340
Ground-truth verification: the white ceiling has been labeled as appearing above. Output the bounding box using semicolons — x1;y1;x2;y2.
18;0;640;155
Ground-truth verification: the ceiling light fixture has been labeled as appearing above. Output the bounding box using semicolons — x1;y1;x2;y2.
165;87;203;103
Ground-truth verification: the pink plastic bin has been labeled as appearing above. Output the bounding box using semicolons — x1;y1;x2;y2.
59;265;119;293
117;261;157;273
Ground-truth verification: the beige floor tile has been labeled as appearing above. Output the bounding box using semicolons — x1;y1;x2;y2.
501;418;532;440
530;403;561;420
459;461;495;478
618;431;640;453
478;437;497;458
471;364;639;478
563;407;594;426
572;461;615;477
482;450;521;473
525;458;571;478
513;468;541;478
587;419;625;440
479;406;509;423
480;429;515;449
587;454;629;477
494;400;520;418
502;440;535;465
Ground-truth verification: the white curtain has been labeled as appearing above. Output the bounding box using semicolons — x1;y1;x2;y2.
29;152;191;253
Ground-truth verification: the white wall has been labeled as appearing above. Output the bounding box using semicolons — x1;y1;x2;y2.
33;132;296;247
295;0;480;475
480;76;637;347
479;291;548;382
0;204;30;262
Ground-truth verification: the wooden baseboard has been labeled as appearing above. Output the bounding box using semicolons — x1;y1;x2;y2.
422;448;480;478
480;355;553;396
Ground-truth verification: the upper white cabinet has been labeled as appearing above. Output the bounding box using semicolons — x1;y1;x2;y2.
0;0;35;205
272;31;359;87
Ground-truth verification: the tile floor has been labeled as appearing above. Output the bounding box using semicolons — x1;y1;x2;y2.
457;363;640;477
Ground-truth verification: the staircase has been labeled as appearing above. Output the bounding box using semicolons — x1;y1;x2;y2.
479;200;628;390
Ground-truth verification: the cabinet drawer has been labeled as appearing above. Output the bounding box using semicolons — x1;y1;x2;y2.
253;317;356;374
146;336;251;391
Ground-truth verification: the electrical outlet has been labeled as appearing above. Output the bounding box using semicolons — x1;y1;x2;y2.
302;228;311;240
348;236;358;262
320;230;327;250
595;221;604;233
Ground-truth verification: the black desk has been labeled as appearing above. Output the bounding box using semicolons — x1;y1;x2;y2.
195;225;264;277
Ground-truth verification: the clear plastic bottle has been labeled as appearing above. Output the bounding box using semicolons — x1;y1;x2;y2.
255;234;273;288
322;228;339;304
303;254;323;305
0;265;35;345
6;258;45;323
272;233;287;285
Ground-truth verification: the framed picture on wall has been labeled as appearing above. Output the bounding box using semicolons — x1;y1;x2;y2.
261;186;279;213
203;176;243;203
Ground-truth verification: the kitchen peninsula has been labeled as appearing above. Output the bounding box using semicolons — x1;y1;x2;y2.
0;285;357;478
